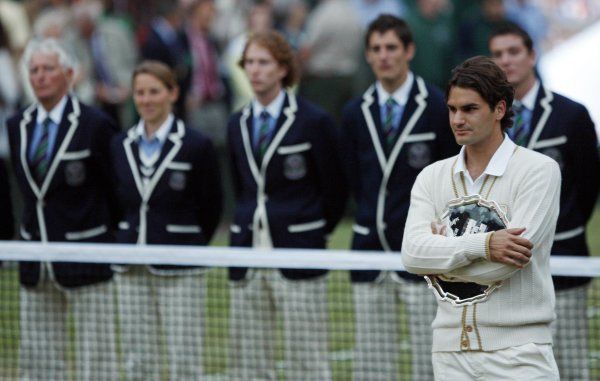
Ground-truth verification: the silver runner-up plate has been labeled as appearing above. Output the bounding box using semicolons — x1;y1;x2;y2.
424;194;509;306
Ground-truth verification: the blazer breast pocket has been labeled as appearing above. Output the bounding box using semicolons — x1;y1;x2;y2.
534;136;567;171
166;161;192;191
277;143;311;181
61;149;91;187
405;141;433;169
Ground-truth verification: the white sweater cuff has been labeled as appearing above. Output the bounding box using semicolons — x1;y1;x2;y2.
463;232;489;261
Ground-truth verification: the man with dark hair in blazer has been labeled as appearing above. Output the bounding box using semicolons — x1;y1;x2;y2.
340;14;457;381
227;30;347;381
6;38;119;381
0;157;14;240
490;22;600;381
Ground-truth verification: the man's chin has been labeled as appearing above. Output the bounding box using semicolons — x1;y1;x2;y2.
453;136;471;146
251;85;265;94
34;92;51;100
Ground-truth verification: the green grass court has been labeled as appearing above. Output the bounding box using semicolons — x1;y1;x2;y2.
1;207;599;380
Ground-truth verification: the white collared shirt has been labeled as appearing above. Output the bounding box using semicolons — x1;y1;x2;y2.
517;80;540;110
252;90;285;147
136;114;174;177
135;113;174;146
252;90;285;120
36;95;68;125
453;134;516;195
29;95;69;161
375;71;414;107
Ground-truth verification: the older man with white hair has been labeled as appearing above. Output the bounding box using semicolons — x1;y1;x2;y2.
6;38;119;381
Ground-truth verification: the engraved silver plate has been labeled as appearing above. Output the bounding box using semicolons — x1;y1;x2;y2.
425;194;509;306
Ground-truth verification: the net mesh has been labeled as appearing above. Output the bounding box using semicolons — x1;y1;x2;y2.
0;242;598;380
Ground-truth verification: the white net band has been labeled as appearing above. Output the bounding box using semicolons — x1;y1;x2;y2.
0;241;597;276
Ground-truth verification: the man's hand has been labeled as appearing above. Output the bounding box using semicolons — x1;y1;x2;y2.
430;221;447;236
488;227;533;268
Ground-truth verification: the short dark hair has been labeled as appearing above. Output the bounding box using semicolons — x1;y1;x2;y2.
365;14;413;50
446;56;515;131
489;21;534;53
238;30;299;88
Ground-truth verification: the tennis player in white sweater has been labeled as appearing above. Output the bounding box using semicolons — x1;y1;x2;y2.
402;56;561;380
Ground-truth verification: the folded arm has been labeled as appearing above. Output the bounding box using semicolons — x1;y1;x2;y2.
447;161;560;283
402;160;561;284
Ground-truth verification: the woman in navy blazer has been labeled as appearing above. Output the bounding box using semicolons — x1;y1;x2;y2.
110;61;222;381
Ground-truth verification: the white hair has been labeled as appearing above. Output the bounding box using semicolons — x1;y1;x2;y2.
20;37;78;101
22;37;76;73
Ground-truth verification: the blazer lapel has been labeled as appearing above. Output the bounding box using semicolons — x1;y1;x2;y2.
398;80;419;132
361;85;387;172
370;93;387;147
239;92;298;185
42;96;82;196
258;94;290;165
143;119;185;202
247;107;267;164
122;126;145;198
239;104;262;185
24;113;37;165
18;105;41;197
49;100;73;164
387;76;429;171
147;138;175;198
260;91;297;173
248;95;294;167
384;79;420;156
526;85;553;150
154;119;178;166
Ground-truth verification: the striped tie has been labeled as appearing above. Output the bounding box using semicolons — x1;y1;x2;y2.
383;97;398;147
511;101;530;146
257;110;271;160
32;117;52;184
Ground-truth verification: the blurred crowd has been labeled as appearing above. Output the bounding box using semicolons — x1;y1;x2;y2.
0;0;598;155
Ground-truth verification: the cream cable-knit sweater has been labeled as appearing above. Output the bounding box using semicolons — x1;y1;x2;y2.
402;141;561;352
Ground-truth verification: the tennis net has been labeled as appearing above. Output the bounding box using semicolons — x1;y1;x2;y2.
0;241;598;380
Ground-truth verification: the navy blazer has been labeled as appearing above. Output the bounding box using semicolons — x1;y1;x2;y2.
341;77;458;282
0;158;14;240
110;119;222;274
519;84;600;290
227;92;347;280
6;96;118;288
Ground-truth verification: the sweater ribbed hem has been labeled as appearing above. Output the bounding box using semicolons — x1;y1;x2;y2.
432;323;552;352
